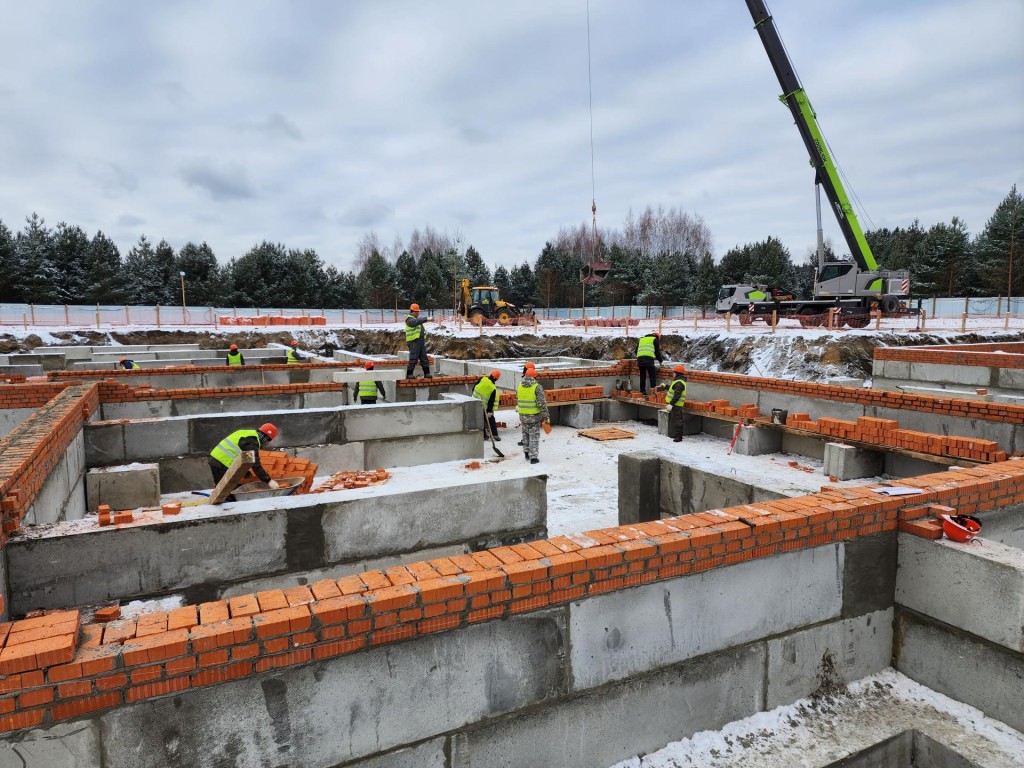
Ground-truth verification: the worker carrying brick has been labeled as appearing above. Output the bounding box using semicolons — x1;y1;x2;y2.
209;423;279;500
286;340;304;364
657;364;688;442
473;369;502;441
404;303;433;379
225;344;245;366
635;331;664;395
517;363;550;464
357;361;387;404
118;358;141;370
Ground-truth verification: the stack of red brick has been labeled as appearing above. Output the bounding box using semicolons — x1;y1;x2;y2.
241;452;318;494
309;469;389;492
218;316;327;326
544;386;604;403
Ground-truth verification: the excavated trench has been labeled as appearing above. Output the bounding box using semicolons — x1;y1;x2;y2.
5;328;1024;381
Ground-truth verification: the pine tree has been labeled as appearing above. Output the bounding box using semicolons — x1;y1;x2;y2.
493;266;511;305
914;218;971;297
176;242;222;306
16;213;59;304
718;245;753;285
49;223;91;303
0;219;18;302
394;251;419;306
416;250;449;310
746;237;795;288
975;186;1024;297
357;250;397;309
693;252;719;315
83;231;124;304
463;246;491;286
152;240;179;305
231;242;290;308
508;262;538;307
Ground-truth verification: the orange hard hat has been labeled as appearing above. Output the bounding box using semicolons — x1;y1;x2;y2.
524;362;536;372
119;357;127;363
289;340;297;347
364;361;374;370
674;364;686;374
229;344;238;351
941;514;981;543
410;303;420;312
258;423;278;441
491;370;501;380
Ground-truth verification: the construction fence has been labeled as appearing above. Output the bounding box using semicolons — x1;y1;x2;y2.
1;297;1023;333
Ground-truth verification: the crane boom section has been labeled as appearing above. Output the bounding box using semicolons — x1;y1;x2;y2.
744;0;878;272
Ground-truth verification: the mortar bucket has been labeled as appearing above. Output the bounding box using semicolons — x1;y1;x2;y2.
771;408;788;425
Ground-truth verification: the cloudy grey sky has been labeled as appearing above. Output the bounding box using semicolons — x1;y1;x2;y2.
1;1;1021;271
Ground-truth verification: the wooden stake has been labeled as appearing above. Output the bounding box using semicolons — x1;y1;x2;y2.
771;310;777;332
874;309;881;331
960;312;967;333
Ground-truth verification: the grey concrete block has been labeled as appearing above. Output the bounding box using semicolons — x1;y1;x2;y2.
977;503;1024;549
895;608;1024;734
883;452;949;478
997;367;1024;391
344;402;463;442
733;424;783;456
85;463;160;511
0;407;33;439
842;532;898;618
452;643;765;768
0;720;101;767
876;359;910;381
98;610;568;768
618;452;661;525
159;456;214;494
824;442;884;480
897;533;1024;652
84;422;125;467
568;544;843;691
700;417;738;440
286;443;365;473
188;409;341;453
658;460;785;518
781;432;825;460
0;364;43;376
124;418;189;460
346;738;447;768
559;403;594;429
656;409;700;437
364;432;482;469
910;361;991;387
766;608;893;708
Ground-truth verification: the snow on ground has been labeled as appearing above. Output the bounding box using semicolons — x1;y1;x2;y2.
609;669;1024;767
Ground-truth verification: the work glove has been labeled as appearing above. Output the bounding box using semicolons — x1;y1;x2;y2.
267;479;280;490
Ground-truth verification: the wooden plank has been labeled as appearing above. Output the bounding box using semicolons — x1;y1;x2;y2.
208;451;256;505
578;427;637;441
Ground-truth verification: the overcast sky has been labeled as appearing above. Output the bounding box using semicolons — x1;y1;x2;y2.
1;1;1021;272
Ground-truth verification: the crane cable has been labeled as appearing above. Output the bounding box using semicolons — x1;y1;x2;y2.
586;0;598;261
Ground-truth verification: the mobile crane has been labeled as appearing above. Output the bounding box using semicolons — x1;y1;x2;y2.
716;1;913;328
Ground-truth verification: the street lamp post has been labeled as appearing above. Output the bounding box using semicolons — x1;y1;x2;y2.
179;271;187;324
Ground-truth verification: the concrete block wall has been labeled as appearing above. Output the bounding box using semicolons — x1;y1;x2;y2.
874;342;1024;395
6;472;548;613
3;460;1022;758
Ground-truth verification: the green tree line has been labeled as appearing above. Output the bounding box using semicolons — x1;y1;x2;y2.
1;187;1019;310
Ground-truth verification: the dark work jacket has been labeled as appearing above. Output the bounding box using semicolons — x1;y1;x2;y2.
237;434;271;483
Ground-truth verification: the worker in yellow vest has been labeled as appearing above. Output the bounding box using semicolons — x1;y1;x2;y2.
659;364;688;442
635;331;664;395
404;303;433;379
118;358;141;370
473;370;501;440
208;423;279;500
357;361;387;404
517;363;550;464
225;344;244;366
286;340;304;364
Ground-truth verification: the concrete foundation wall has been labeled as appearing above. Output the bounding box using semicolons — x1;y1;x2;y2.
658;457;787;518
5;472;546;612
23;430;86;525
0;407;34;439
98;390;347;420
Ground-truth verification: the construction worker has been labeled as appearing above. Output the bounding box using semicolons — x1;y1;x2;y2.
118;358;141;370
636;331;664;395
286;340;304;364
517;363;550;464
473;369;501;441
208;423;279;501
658;364;688;442
225;344;244;366
404;303;433;379
357;361;387;404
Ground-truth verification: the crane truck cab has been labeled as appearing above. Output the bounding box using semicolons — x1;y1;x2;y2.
716;284;794;314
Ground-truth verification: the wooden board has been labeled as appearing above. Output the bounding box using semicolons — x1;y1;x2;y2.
578;427;637;441
208;451;256;504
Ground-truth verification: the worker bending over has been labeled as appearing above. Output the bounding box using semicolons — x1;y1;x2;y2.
357;361;387;404
286;340;304;364
635;331;664;395
208;423;279;501
473;369;502;440
118;358;141;370
226;344;244;366
658;365;688;442
404;303;433;379
517;363;550;464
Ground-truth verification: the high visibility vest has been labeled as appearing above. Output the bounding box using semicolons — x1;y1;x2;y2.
473;376;496;405
357;380;378;399
637;335;656;359
124;362;140;370
210;429;260;468
517;382;540;415
405;315;422;342
665;378;687;408
287;348;300;363
227;352;243;366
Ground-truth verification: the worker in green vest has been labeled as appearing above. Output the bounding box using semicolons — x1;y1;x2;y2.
357;361;387;404
635;331;664;395
473;370;501;440
404;303;433;379
517;363;550;464
208;423;279;501
286;340;304;364
658;364;688;442
118;358;141;370
225;344;245;366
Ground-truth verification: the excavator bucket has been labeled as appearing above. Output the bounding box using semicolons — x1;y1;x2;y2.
580;261;611;285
